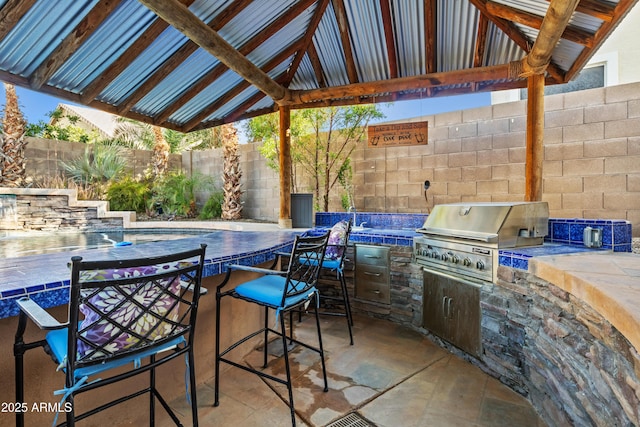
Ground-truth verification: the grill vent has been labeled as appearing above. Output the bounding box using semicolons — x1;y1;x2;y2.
325;412;372;427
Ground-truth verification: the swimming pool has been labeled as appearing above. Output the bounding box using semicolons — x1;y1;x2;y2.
0;229;211;258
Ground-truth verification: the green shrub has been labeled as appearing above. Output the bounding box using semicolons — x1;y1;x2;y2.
106;178;151;213
199;191;224;219
60;144;126;185
152;172;213;217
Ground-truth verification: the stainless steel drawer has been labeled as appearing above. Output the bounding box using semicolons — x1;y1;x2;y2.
355;280;390;304
356;245;389;266
355;244;390;304
355;264;389;285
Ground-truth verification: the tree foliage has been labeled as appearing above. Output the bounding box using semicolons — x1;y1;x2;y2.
245;105;383;211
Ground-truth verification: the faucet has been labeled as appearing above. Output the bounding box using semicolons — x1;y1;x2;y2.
348;206;357;226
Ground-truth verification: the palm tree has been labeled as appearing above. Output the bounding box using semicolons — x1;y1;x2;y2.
1;83;28;187
221;124;242;220
151;125;170;179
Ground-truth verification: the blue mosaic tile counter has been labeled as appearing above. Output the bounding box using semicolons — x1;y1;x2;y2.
0;230;297;319
315;212;634;273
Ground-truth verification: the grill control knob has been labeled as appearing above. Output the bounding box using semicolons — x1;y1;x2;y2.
463;258;472;267
450;254;460;264
441;253;448;262
432;251;440;260
476;260;485;270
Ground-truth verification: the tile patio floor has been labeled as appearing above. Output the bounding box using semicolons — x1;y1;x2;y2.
164;314;546;427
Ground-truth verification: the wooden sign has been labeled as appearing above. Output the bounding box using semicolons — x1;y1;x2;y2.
367;121;428;147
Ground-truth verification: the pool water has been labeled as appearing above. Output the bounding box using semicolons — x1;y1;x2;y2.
0;230;209;258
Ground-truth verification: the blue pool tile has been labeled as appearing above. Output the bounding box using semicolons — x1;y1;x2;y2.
512;257;529;271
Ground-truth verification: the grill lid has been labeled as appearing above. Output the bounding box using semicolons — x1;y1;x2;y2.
417;202;549;247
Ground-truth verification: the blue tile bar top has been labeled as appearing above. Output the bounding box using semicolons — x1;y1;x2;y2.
545;218;633;252
0;230;297;319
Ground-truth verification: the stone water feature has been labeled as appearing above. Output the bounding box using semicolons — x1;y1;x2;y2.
0;194;17;229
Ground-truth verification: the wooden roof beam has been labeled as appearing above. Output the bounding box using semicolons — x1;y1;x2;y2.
81;0;198;103
468;0;565;82
181;42;303;131
116;0;250;114
424;0;437;96
291;63;513;104
29;0;121;90
380;0;398;79
487;1;594;48
0;0;37;41
515;0;580;78
137;0;289;104
546;0;615;22
154;0;316;124
566;0;636;82
284;0;331;85
332;0;359;84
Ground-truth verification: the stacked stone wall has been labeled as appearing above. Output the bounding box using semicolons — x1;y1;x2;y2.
9;194;123;231
483;267;640;426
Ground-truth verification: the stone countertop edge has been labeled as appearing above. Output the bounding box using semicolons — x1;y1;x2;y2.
529;252;640;353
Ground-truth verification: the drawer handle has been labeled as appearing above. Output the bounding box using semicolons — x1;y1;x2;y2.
364;255;380;259
372;290;381;295
364;272;381;277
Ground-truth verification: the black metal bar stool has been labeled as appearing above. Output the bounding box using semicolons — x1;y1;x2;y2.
214;232;330;426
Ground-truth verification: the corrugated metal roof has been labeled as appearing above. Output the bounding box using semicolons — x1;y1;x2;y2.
0;0;634;131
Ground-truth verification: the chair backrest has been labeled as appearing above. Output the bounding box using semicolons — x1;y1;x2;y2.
281;232;329;306
325;219;352;263
66;244;207;370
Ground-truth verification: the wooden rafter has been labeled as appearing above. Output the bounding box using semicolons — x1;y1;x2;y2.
116;0;251;115
154;0;316;125
518;0;580;77
0;0;37;41
425;0;437;75
473;12;489;69
380;0;398;79
181;42;303;132
80;0;197;103
29;0;121;90
291;63;512;104
468;0;565;82
307;42;327;88
332;0;359;84
472;12;489;91
284;0;331;85
487;1;594;48
547;0;615;22
565;0;636;82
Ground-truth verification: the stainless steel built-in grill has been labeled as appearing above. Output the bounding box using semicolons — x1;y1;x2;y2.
414;202;550;283
413;202;549;357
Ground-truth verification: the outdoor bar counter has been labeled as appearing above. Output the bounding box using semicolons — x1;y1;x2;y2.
0;229;298;426
0;217;638;425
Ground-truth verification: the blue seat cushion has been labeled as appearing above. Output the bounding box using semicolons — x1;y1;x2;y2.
46;327;186;379
234;274;317;309
321;259;341;271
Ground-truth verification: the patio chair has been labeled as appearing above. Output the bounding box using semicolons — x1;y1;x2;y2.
214;232;330;426
14;244;207;427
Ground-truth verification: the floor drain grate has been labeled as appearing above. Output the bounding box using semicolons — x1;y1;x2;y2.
325;412;372;427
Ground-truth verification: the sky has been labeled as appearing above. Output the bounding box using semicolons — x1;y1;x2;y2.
3;84;492;128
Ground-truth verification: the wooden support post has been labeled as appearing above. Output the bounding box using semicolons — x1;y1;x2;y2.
525;73;544;201
279;106;292;228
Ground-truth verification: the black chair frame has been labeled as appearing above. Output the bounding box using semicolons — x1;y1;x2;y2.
214;233;329;426
14;244;207;427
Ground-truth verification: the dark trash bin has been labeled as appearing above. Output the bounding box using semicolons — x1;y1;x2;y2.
291;193;313;228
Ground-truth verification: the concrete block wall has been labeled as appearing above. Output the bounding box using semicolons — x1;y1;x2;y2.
348;82;640;236
24;137;182;179
182;144;280;221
